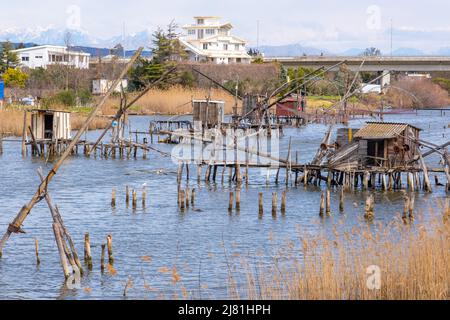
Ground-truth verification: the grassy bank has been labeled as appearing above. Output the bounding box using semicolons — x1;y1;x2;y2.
228;204;450;300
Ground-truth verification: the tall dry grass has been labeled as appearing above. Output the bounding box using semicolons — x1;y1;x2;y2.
101;86;241;116
229;203;450;300
0;107;109;137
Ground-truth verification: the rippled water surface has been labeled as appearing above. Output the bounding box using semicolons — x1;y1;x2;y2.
0;110;448;299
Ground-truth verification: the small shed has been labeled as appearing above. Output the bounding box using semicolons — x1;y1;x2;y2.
30;109;71;141
276;96;305;117
354;122;421;167
328;122;421;169
192;100;225;128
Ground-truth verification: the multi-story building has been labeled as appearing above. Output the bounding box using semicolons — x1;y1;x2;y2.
13;45;90;69
180;16;251;64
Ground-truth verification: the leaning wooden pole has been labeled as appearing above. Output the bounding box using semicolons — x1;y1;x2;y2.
0;48;143;258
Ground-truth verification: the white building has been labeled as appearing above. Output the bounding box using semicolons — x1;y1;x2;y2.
92;79;128;95
180;16;252;64
13;45;90;69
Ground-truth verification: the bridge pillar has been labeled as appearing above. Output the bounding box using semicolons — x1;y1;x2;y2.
381;70;391;89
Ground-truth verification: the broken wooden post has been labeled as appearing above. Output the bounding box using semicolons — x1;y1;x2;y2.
320;192;325;217
101;244;106;273
111;188;117;208
53;223;70;279
258;193;264;217
35;238;40;266
142;186;147;208
235;189;241;212
364;195;375;221
132;190;137;210
281;190;287;215
126;186;130;207
191;188;196;205
179;190;186;211
228;192;234;213
84;233;92;270
272;193;277;217
106;235;114;265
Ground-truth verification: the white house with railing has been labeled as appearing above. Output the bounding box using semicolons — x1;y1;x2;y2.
180;16;251;64
12;45;90;69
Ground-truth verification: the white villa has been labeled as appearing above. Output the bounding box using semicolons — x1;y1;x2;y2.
13;45;90;69
180;16;252;64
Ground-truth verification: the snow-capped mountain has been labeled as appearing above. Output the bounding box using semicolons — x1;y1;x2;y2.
0;26;152;49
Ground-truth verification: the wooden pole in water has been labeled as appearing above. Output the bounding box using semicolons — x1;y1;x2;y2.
142;186;147;208
409;194;415;220
228;192;234;213
235;189;241;212
180;190;186;211
364;195;375;221
326;189;331;215
21;111;27;156
53;223;70;279
35;238;40;266
191;188;196;205
106;234;114;264
101;244;106;273
0;48;144;258
272;193;277;217
125;186;130;207
319;192;325;217
281;190;287;215
132;190;137;210
339;187;344;212
258;193;264;217
84;233;92;270
417;149;432;192
111;188;116;208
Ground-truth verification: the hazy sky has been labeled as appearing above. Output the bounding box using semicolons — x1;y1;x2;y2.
1;0;450;51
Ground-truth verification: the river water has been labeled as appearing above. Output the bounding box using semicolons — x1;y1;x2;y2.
0;110;448;300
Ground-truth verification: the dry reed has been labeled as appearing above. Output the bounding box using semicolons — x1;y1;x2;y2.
229;203;450;300
101;86;240;116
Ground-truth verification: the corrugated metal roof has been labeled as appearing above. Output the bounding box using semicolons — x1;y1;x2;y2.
354;122;420;139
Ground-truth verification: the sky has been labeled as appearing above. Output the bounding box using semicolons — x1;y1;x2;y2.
1;0;450;52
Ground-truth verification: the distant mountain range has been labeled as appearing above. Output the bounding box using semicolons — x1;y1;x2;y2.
1;26;449;57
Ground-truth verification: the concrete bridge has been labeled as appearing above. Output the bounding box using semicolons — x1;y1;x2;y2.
264;56;450;73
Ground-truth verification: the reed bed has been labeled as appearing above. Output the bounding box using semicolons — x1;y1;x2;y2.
101;86;240;116
228;203;450;300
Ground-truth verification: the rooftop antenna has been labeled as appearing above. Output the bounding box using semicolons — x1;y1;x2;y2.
390;19;393;57
256;20;260;51
123;21;126;59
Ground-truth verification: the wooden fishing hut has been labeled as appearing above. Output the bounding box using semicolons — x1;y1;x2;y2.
30;109;72;141
329;122;422;170
192;99;225;129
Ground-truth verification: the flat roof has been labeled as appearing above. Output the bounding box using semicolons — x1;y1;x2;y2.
29;108;71;114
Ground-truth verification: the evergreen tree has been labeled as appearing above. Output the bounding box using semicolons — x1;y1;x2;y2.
0;41;20;73
129;21;188;90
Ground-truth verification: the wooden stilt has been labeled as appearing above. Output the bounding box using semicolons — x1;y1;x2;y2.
106;234;114;264
84;233;92;270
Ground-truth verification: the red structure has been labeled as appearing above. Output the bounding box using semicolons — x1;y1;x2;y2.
276;96;306;117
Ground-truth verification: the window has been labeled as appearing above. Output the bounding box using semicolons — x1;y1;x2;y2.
21;56;29;62
197;19;204;25
205;29;215;35
35;55;43;59
188;29;196;35
203;43;208;50
235;44;240;51
223;44;228;51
